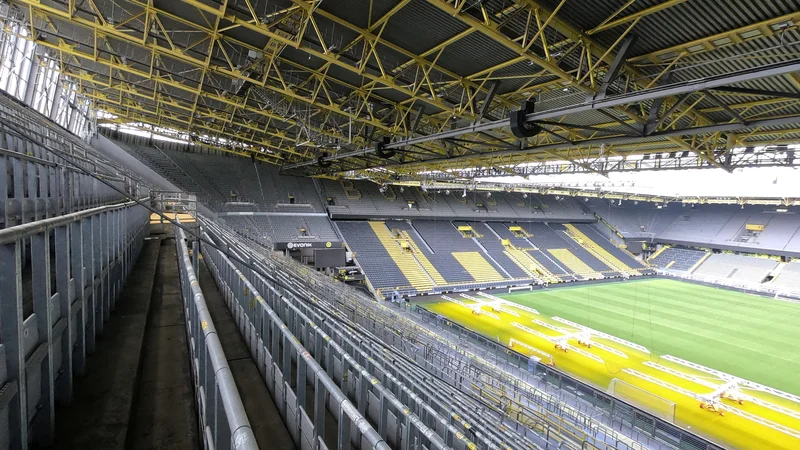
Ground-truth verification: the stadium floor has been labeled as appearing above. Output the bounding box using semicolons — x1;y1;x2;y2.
414;278;800;450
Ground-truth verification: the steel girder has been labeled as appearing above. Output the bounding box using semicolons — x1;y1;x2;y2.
5;0;799;179
13;0;540;166
285;1;799;177
281;0;697;174
412;145;799;179
419;0;732;171
283;58;800;173
13;0;450;149
382;179;800;207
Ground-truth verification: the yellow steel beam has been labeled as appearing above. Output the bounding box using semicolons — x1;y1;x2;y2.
16;0;416;140
98;102;285;162
501;0;743;170
29;32;329;150
208;0;469;116
97;96;309;160
426;0;576;86
13;0;797;174
307;5;520;116
587;0;687;35
17;6;419;157
425;0;718;168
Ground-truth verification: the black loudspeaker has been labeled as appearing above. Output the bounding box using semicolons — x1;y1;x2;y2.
317;152;332;168
375;136;396;159
509;100;542;138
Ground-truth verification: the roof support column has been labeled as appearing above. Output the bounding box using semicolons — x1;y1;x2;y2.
24;53;40;107
475;80;500;123
592;35;637;101
49;73;63;122
68;103;79;132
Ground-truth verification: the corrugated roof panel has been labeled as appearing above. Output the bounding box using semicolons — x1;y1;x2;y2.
488;60;562;96
587;0;798;56
319;0;400;30
434;31;520;77
378;0;470;55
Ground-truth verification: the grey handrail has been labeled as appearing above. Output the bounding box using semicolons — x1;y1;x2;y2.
0;199;144;244
174;221;257;450
199;229;392;450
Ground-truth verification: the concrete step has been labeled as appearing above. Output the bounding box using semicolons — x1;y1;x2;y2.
126;237;199;450
51;238;161;449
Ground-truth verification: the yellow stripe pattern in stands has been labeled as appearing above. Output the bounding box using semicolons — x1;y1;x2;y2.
452;252;505;282
368;222;436;291
648;245;669;261
504;246;560;283
689;251;711;273
397;231;447;285
150;212;195;224
548;249;604;279
563;224;639;276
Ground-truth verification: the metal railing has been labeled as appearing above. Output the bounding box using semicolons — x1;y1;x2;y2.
200;227;391;450
412;307;725;450
0;92;148;231
173;221;257;450
0;200;149;449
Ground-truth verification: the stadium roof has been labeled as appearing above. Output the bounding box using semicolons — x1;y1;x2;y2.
8;0;800;181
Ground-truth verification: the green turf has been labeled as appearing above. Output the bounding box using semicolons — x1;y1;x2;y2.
498;278;800;395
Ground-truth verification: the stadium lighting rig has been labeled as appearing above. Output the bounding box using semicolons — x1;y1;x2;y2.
508;338;555;366
651;357;800;421
551;317;650;354
458;293;520;317
662;355;800;404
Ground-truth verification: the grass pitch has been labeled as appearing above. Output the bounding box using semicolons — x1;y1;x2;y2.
416;278;800;450
500;278;800;395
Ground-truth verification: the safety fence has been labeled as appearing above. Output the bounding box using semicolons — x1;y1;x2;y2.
0;200;149;449
201;226;392;450
0;91;148;231
173;222;258;450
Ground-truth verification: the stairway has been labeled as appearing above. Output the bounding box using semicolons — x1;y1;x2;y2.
505;245;560;283
397;230;447;285
341;180;362;200
548;248;604;279
368;222;435;291
648;245;669;262
563;224;639;276
452;252;505;282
